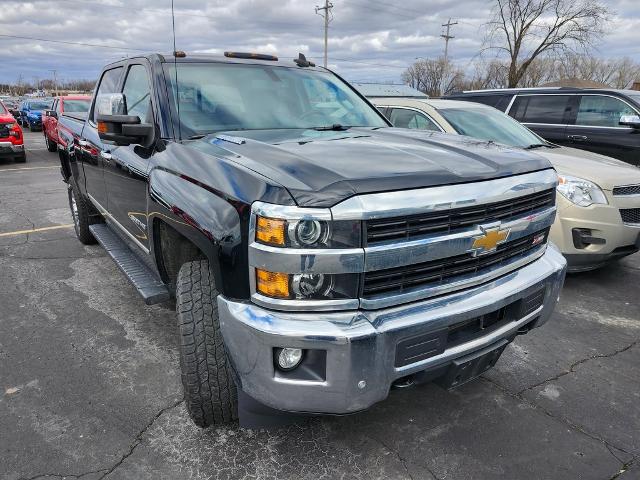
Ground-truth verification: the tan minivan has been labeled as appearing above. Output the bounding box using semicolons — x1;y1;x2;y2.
372;97;640;272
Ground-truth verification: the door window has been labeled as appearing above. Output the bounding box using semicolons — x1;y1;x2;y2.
575;95;638;127
122;65;151;121
92;67;123;123
509;95;572;124
389;108;441;131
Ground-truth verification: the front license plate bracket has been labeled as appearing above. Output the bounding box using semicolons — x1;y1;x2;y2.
435;339;509;390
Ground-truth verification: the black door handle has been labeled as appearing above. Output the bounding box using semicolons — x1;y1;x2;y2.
568;135;588;141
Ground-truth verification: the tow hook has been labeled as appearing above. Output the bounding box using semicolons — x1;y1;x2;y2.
392;375;415;389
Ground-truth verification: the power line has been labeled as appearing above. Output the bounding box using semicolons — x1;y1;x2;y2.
351;0;429;17
20;0;325;31
0;34;146;52
345;0;421;20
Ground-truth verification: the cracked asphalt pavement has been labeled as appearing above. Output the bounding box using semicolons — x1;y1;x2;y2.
1;130;639;480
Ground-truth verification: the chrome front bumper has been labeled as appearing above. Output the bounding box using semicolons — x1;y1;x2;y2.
219;245;567;414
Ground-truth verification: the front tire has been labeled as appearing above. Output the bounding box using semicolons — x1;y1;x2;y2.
176;260;238;427
67;181;96;245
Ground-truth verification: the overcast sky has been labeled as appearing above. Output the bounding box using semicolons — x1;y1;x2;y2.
0;0;638;85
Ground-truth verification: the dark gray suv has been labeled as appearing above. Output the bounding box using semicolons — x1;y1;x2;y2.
446;88;640;166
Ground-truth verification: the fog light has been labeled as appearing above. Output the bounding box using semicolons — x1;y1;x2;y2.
276;347;303;370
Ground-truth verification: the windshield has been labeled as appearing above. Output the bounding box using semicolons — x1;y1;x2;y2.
439;106;545;148
29;101;52;111
64;99;91;113
0;102;6;114
164;63;387;136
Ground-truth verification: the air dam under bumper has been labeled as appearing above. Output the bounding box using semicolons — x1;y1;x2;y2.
219;245;567;415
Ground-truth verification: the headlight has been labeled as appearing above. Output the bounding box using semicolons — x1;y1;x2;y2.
254;215;360;248
251;203;363;307
255;268;358;300
557;175;608;207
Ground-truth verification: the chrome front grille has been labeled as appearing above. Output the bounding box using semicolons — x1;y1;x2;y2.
613;185;640;196
249;169;559;312
363;229;549;297
365;190;555;245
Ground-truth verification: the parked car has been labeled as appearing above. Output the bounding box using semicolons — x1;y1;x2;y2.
2;98;21;119
0;101;26;163
445;88;640;166
42;95;91;152
58;52;566;428
372;96;640;271
18;98;53;131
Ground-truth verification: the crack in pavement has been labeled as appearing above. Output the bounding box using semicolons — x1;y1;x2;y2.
516;339;639;396
97;398;185;479
480;376;636;471
609;457;636;480
17;468;109;480
366;434;435;480
16;399;185;480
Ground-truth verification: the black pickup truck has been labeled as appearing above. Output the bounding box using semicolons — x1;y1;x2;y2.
58;52;567;428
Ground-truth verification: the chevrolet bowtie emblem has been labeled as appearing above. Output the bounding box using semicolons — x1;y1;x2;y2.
470;226;511;256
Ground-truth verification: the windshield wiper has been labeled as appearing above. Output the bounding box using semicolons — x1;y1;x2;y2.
525;143;550;150
312;124;351;131
187;134;206;140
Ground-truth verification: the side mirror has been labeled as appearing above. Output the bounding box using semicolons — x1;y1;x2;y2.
45;110;57;119
95;93;154;147
619;115;640;129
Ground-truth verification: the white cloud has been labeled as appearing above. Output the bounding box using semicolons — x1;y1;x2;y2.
0;0;637;84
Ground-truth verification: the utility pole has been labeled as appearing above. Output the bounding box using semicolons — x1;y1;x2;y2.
440;18;457;63
315;0;333;68
50;69;59;97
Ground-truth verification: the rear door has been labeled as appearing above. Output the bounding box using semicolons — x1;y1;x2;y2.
102;62;154;252
566;94;640;165
80;66;123;210
507;94;574;146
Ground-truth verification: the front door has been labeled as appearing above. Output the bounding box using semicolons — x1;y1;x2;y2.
102;63;153;252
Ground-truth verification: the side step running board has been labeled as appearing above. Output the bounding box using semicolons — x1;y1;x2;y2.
89;224;170;305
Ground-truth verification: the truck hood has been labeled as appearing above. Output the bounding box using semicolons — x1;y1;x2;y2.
536;146;640;191
197;127;552;207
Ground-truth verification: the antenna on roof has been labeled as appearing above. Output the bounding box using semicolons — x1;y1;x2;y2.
171;0;182;141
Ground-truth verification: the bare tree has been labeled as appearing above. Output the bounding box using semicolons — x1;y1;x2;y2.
402;58;465;97
486;0;610;87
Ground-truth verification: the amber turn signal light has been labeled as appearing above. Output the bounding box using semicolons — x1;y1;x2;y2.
256;269;290;298
97;121;108;134
256;216;286;246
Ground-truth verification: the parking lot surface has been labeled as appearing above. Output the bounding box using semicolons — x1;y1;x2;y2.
1;130;639;480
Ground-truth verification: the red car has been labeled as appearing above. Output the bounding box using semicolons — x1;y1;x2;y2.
42;95;91;152
0;101;25;163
